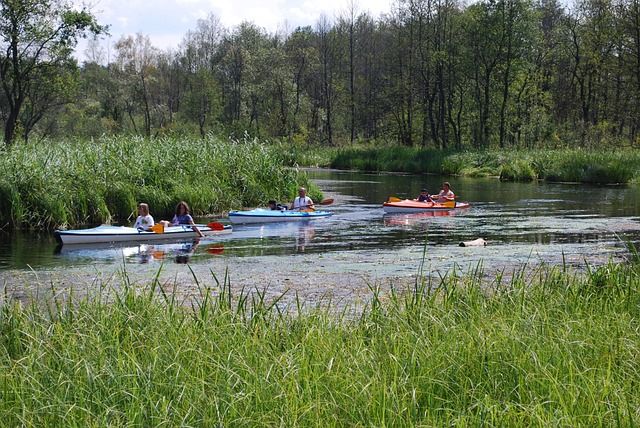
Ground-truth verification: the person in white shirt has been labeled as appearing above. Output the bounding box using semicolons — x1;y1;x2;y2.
290;187;314;210
434;182;455;202
133;202;155;230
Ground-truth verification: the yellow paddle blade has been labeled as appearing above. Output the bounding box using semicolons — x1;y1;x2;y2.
441;200;456;208
387;196;402;202
150;224;164;234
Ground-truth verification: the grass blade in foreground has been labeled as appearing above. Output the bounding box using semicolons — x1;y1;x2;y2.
0;261;639;425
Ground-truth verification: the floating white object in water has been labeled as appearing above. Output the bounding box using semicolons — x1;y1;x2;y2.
459;238;487;247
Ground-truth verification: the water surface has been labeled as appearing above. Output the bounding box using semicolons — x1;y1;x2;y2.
1;171;639;302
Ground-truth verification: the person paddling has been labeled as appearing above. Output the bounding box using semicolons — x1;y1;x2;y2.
434;182;455;202
290;187;314;211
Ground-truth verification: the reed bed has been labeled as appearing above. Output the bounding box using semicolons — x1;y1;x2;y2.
1;260;639;426
271;140;338;168
330;146;640;183
0;135;317;230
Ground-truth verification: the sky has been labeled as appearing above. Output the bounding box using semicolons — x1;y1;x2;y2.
77;0;392;61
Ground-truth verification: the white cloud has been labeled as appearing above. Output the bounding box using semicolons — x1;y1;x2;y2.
75;0;391;61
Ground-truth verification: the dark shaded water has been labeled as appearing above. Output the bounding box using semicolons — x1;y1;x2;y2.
1;170;640;272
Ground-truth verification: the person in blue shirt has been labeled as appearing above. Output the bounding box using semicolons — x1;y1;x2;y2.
171;201;196;225
161;201;204;237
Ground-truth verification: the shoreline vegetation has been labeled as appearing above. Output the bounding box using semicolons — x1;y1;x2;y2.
0;136;321;230
1;259;639;425
284;145;640;185
2;136;639;231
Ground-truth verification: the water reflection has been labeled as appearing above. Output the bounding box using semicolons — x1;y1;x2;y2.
54;239;222;264
383;209;454;227
150;240;200;264
295;223;315;252
239;221;317;253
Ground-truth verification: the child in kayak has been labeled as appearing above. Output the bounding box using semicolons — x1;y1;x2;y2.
134;203;155;231
268;200;288;210
417;189;432;202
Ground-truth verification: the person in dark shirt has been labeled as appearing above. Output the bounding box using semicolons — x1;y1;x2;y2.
161;201;204;237
171;201;196;225
417;189;432;202
268;200;287;210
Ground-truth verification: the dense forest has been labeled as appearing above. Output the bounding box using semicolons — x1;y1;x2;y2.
2;0;640;149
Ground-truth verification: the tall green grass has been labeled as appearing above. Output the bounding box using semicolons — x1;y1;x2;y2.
328;146;640;183
1;261;639;425
332;146;451;173
0;135;319;230
271;140;338;167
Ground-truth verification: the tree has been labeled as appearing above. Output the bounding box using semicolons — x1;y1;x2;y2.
0;0;105;144
316;14;339;145
465;0;511;147
285;26;316;138
338;0;360;144
114;34;159;137
20;58;78;141
179;13;225;136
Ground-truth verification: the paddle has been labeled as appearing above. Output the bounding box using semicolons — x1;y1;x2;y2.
387;196;402;202
297;197;334;211
206;221;225;231
150;222;224;234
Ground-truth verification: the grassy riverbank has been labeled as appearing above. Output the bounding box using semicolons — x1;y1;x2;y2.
328;146;640;184
1;261;639;425
0;136;318;230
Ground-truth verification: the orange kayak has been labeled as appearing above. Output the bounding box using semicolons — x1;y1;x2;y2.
382;199;470;213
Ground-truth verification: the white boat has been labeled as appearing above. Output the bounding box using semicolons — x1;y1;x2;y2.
228;208;333;224
54;223;231;245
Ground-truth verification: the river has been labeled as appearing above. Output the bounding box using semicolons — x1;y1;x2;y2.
1;170;639;305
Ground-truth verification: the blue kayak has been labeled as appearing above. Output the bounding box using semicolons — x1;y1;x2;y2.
228;208;333;224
